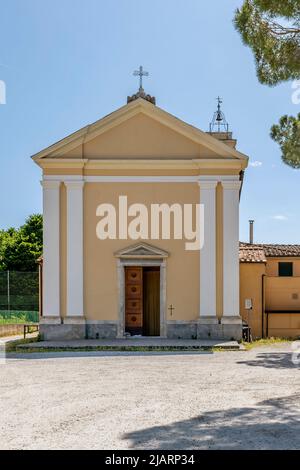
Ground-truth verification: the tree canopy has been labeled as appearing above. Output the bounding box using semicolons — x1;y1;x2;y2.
234;1;300;169
271;113;300;169
234;0;300;85
0;214;43;272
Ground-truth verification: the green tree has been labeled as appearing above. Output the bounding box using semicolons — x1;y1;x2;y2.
0;214;43;272
234;1;300;167
234;0;300;85
271;113;300;168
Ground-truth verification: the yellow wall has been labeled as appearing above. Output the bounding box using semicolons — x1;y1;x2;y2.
240;263;265;339
83;182;200;322
266;258;300;276
265;257;300;337
267;314;300;338
240;259;300;339
265;276;300;311
78;113;217;159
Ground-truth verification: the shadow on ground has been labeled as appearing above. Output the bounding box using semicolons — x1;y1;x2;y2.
237;352;299;369
123;395;300;450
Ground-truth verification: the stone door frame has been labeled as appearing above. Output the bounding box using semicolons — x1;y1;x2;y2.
115;243;168;338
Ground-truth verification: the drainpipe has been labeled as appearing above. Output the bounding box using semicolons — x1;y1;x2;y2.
261;274;266;338
239;170;245;200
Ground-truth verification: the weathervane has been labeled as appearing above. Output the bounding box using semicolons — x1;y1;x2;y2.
133;65;149;91
209;96;229;134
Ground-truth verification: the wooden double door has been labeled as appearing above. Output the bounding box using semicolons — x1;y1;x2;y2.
125;266;160;336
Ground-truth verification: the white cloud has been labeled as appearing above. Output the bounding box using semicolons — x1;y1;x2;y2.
271;215;288;221
249;161;263;167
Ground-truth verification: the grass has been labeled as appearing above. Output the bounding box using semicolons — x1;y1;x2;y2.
0;311;39;324
242;337;294;350
4;337;40;353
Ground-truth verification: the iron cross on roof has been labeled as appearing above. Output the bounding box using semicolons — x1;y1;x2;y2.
133;65;149;91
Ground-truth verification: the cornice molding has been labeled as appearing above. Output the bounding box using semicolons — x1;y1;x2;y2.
35;157;246;172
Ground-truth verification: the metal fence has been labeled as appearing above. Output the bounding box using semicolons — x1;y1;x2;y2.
0;271;39;323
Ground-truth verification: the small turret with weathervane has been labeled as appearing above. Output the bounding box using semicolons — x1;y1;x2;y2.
208;97;237;148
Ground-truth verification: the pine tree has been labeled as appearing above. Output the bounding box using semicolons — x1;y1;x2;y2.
271;113;300;169
234;1;300;167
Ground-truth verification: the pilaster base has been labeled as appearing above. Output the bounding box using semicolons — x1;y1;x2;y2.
40;316;62;325
39;317;86;341
197;316;242;340
64;316;86;325
197;317;221;339
221;316;242;324
220;316;243;341
198;316;219;325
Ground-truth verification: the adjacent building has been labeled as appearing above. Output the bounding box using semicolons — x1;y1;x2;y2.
240;243;300;339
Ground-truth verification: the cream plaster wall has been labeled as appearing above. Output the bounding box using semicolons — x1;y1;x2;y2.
79;114;216;159
83;182;200;322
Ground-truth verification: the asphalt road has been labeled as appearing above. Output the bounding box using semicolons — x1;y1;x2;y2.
0;343;299;449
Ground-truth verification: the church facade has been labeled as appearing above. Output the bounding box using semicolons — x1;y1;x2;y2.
33;89;248;341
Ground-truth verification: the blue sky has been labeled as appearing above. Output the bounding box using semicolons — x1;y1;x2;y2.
0;0;299;243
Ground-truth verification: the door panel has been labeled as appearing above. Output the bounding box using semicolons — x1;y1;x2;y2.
143;268;160;336
125;267;143;335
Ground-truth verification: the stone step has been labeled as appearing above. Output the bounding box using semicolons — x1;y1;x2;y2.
15;339;242;352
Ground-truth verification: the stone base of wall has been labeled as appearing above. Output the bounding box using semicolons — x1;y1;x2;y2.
167;318;242;341
40;321;86;341
220;316;243;341
86;323;118;339
196;323;242;341
39;319;118;341
166;322;198;339
39;318;242;341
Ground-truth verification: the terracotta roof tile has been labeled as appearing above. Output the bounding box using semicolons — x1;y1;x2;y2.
239;243;300;262
262;245;300;257
239;245;267;263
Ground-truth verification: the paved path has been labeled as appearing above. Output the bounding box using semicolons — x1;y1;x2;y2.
0;333;38;344
0;343;299;449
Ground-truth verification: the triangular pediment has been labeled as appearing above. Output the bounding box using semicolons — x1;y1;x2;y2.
115;242;169;259
32;98;248;162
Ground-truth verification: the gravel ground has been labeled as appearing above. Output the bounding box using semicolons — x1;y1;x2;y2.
0;343;299;450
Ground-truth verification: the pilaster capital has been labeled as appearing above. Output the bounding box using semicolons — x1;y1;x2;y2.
221;180;241;191
64;180;85;190
198;179;218;190
40;180;61;190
